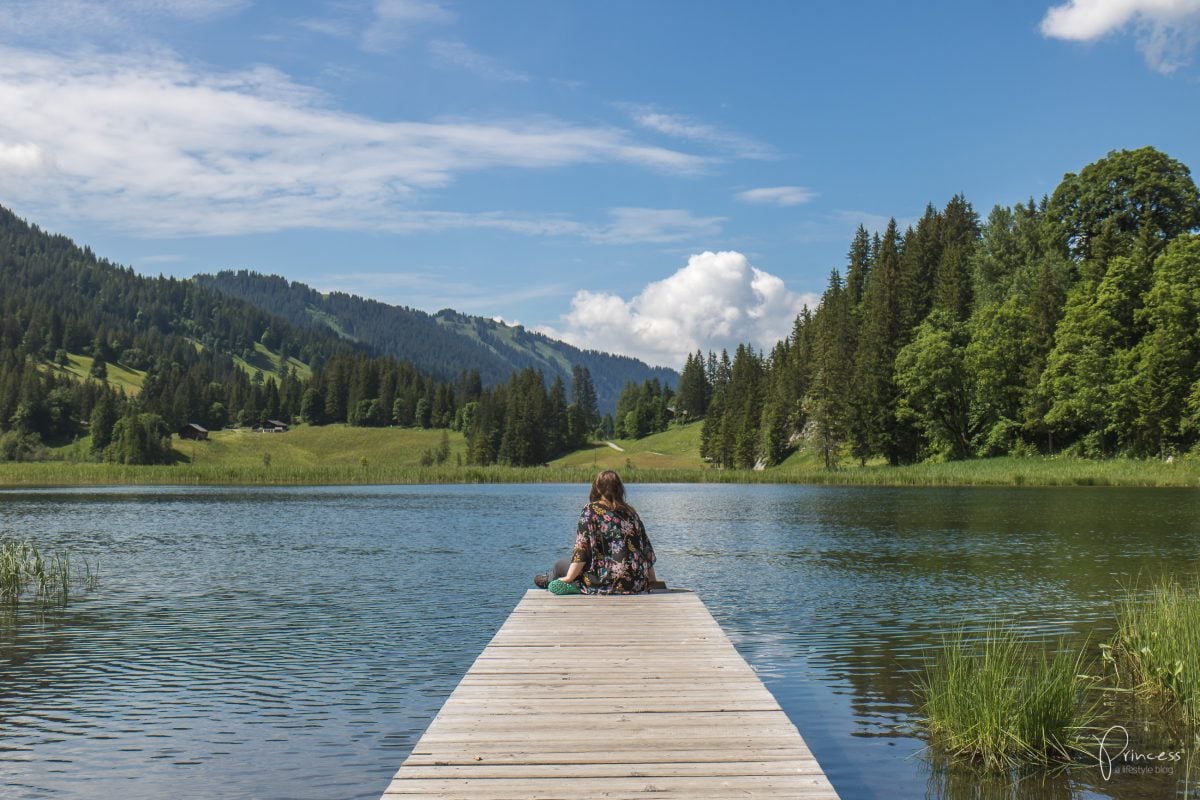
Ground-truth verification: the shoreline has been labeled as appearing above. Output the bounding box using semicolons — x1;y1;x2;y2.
1;456;1197;489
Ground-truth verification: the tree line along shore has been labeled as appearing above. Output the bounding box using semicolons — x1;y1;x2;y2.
3;146;1200;477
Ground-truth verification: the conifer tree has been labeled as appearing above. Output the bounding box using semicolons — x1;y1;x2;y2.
850;219;907;464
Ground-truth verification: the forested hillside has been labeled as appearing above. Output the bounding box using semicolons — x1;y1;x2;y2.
0;207;603;466
195;270;675;413
685;147;1200;468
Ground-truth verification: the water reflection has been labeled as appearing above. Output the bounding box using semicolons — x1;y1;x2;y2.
1;484;1198;799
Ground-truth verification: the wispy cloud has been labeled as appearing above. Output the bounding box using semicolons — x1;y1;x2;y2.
617;103;774;159
735;186;817;207
0;0;243;44
317;270;569;314
0;47;713;237
295;16;355;39
362;0;454;53
428;39;530;82
586;208;725;244
1041;0;1200;73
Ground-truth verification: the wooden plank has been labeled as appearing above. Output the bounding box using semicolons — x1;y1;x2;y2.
380;589;840;799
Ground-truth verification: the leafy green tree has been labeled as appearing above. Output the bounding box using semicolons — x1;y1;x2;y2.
414;397;431;429
964;297;1036;455
1039;273;1119;456
895;310;973;459
1049;146;1200;264
1125;235;1200;455
107;411;173;465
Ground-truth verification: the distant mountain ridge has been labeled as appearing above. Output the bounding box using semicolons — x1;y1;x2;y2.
195;270;676;413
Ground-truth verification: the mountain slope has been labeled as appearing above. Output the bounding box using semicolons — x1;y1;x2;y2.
196;270;677;412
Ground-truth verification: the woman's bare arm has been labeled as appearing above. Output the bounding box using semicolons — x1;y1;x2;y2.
561;561;584;583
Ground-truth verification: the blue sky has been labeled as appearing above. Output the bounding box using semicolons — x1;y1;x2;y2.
0;0;1198;368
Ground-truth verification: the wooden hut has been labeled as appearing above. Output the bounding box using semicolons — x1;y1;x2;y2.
178;423;209;441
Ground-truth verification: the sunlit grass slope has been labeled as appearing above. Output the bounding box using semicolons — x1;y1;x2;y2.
230;341;312;381
46;353;146;395
550;423;705;470
183;425;466;469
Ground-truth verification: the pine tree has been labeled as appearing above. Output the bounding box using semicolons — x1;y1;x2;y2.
933;194;980;320
850;219;907;464
806;271;855;467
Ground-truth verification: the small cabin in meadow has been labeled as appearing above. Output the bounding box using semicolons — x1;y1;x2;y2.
262;419;289;433
179;423;209;441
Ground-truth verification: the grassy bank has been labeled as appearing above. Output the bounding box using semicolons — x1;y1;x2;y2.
3;422;1200;487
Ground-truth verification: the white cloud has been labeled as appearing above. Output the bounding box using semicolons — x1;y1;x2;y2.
362;0;455;53
0;142;42;172
1041;0;1200;73
541;251;818;368
0;47;712;236
587;208;725;244
735;186;817;207
618;103;774;159
428;40;530;82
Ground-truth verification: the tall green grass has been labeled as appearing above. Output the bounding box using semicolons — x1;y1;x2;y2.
1109;576;1200;724
918;624;1098;770
0;538;98;608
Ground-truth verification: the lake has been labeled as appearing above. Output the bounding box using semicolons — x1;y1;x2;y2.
1;483;1198;799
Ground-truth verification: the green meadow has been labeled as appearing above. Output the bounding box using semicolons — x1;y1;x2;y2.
2;421;1199;487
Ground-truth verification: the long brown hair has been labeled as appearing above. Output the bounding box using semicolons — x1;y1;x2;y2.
589;470;635;517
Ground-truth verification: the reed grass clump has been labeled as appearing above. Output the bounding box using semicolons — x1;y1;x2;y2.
1109;576;1200;724
0;538;98;608
918;624;1097;770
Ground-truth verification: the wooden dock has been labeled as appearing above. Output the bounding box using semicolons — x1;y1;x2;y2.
382;589;841;799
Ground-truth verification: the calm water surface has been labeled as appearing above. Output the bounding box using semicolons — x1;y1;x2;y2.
1;484;1199;799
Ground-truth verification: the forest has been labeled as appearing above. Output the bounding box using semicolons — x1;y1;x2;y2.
684;147;1200;468
196;269;676;413
0;206;603;467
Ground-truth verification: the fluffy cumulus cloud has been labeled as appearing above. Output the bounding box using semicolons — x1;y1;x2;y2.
0;47;711;236
735;186;817;207
542;251;819;368
1041;0;1200;73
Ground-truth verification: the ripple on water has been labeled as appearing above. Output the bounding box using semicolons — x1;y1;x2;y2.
2;484;1199;800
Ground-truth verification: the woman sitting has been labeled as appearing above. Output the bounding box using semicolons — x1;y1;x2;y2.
547;470;658;595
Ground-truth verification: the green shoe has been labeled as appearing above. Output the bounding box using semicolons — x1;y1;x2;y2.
547;579;581;595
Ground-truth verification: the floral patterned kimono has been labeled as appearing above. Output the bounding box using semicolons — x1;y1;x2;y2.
571;502;656;595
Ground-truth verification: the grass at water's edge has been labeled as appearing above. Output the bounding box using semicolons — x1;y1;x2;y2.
917;624;1098;770
2;456;1199;487
1109;576;1200;724
4;422;1200;487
